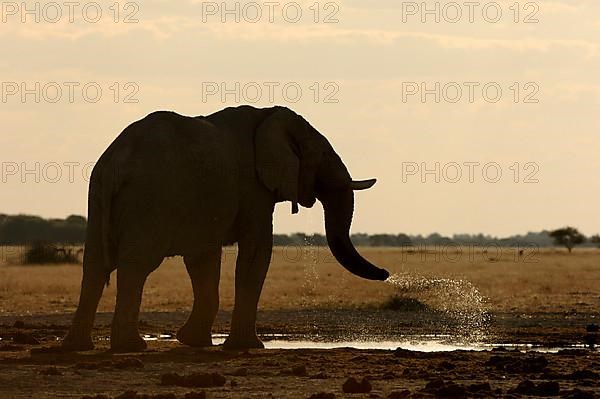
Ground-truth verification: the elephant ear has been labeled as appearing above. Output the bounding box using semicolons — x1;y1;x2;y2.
255;109;300;213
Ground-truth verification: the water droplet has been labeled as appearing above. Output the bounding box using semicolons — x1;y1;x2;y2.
386;272;490;341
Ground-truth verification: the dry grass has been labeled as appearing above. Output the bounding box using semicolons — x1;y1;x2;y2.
0;246;598;316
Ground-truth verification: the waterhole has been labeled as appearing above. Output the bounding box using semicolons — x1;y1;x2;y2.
136;333;591;353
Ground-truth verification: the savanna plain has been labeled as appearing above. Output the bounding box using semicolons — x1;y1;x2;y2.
0;247;598;398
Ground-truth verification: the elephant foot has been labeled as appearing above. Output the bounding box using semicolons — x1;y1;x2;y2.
110;335;147;353
222;334;264;350
61;334;94;351
176;325;213;347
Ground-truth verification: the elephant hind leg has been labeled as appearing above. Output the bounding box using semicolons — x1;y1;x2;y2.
110;258;161;353
62;252;109;351
177;249;222;347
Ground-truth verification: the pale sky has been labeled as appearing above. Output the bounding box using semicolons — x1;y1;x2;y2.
0;0;598;237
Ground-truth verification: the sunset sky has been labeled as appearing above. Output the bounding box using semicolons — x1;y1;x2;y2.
0;0;598;237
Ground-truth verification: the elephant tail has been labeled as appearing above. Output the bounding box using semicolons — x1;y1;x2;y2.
99;170;115;287
100;187;111;287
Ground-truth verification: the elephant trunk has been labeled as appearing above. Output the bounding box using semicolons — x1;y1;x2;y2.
320;189;390;281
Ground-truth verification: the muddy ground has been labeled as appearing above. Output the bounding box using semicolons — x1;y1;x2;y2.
0;310;598;398
1;248;598;397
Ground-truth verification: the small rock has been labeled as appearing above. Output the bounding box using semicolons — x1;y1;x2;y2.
510;380;559;396
557;349;590;356
262;360;279;366
183;392;206;399
436;383;467;398
309;372;328;379
568;370;599;380
417;370;430;379
231;367;247;376
439;361;455;370
486;355;548;373
424;379;445;391
161;373;182;386
402;367;430;380
423;380;468;398
467;382;491;393
342;377;372;394
308;393;335;399
13;320;25;329
485;355;505;367
586;323;599;333
13;332;40;345
536;381;560;396
291;365;307;376
521;356;549;373
561;388;596;399
113;358;144;370
382;371;396;380
39;366;63;376
511;380;536;395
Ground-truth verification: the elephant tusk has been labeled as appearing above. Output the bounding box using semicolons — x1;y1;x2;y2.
350;178;377;191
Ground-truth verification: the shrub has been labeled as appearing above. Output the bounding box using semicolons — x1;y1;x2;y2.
23;242;81;264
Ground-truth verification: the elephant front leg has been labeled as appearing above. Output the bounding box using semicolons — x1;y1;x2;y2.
223;227;273;350
177;249;222;347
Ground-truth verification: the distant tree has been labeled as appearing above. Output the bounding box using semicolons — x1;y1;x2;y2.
396;233;412;246
426;232;453;245
369;234;394;246
351;233;370;246
549;227;586;253
409;234;426;246
273;233;327;247
273;234;293;246
311;234;327;246
352;233;412;247
591;235;600;248
0;214;87;245
58;215;87;244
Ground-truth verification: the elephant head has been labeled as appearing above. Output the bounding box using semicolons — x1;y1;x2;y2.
255;107;390;281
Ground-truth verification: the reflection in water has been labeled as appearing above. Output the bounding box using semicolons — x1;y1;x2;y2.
241;338;471;351
136;333;587;353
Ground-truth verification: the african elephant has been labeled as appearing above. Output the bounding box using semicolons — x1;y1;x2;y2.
62;105;390;352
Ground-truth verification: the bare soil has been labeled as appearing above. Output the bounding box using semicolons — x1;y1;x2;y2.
0;247;598;398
